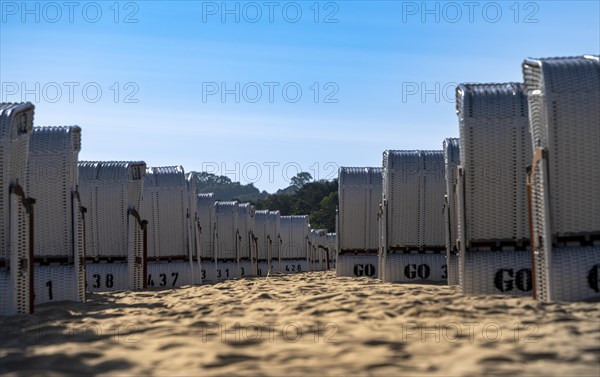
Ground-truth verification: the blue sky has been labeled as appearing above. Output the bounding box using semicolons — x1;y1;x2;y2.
1;0;598;192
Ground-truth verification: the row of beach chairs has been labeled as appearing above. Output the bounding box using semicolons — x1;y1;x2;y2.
336;55;599;302
0;109;336;314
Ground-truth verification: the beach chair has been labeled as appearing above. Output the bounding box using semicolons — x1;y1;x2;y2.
279;216;310;273
326;232;337;269
186;173;201;276
318;229;330;271
141;166;201;287
27;127;86;306
213;201;241;279
254;210;279;276
309;229;318;271
309;229;327;271
523;55;600;302
79;161;147;291
380;151;447;283
197;193;216;281
267;211;281;274
456;83;533;295
337;167;382;278
443;138;460;285
238;202;256;277
0;103;35;315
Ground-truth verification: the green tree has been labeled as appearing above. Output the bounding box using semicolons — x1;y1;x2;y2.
290;172;312;188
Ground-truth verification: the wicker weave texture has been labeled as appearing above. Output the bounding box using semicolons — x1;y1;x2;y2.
456;83;532;243
544;246;600;301
461;249;533;295
186;173;200;262
79;161;146;258
309;229;328;271
338;167;382;251
197;193;215;260
79;161;146;291
27;126;85;305
326;233;337;268
443;138;460;285
523;56;600;302
254;210;270;261
213;201;239;261
279;216;309;261
279;259;309;274
336;254;379;278
382;150;446;249
383;253;447;283
0;102;34;315
27;127;80;258
141;166;188;259
447;253;460;286
147;261;202;287
237;203;255;265
215;260;240;280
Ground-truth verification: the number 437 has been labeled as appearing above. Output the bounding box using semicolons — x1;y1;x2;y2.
147;272;179;287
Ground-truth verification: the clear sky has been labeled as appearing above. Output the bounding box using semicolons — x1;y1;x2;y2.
1;0;598;192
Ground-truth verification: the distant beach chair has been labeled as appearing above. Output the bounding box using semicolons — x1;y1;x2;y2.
197;193;216;281
279;215;310;273
523;55;600;302
0;102;35;315
267;211;281;274
27;126;86;305
254;210;279;276
456;83;533;296
443;138;460;285
309;229;327;271
79;161;147;291
380;151;447;283
337;167;381;278
186;173;201;274
237;202;256;277
326;232;337;269
141;166;201;287
213;201;241;279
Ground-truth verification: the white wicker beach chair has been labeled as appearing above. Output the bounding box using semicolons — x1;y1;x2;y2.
141;166;201;287
380;151;447;283
279;215;310;273
308;229;318;271
213;201;241;279
186;173;201;274
79;161;147;291
326;232;337;269
238;202;256;277
456;83;533;296
337;167;382;278
254;210;280;276
267;210;281;274
309;228;327;271
0;102;35;315
27;126;85;306
197;193;216;281
443;138;460;285
523;55;600;302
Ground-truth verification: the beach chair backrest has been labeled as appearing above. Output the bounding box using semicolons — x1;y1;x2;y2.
456;83;532;244
79;161;146;258
280;215;309;259
197;193;215;260
338;167;382;252
141;166;187;259
28;126;81;259
382;150;445;249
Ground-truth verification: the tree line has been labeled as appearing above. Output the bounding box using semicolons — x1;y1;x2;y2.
192;172;337;232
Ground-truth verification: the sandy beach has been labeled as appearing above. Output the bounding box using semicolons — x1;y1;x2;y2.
1;271;599;376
